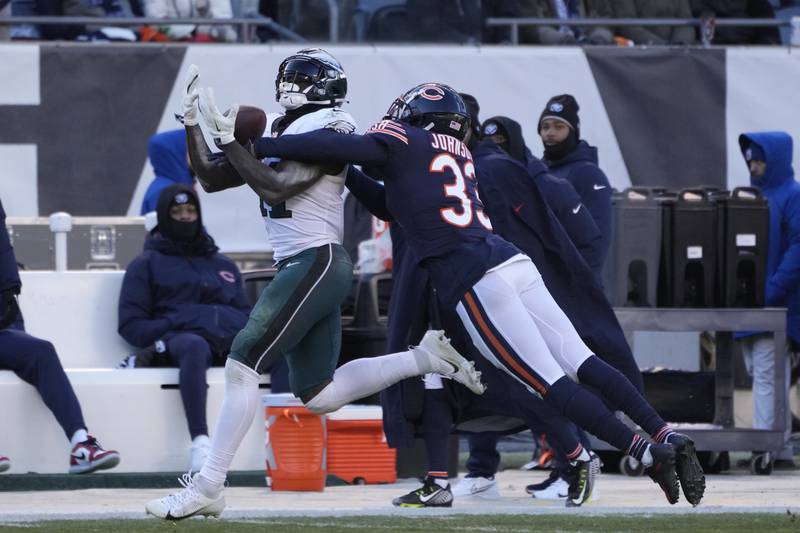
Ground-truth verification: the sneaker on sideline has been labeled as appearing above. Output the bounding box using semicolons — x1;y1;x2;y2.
531;476;569;499
69;436;120;474
392;476;453;508
451;475;499;497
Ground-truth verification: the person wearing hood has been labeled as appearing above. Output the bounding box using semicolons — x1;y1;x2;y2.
119;184;251;472
735;132;800;468
0;197;121;475
140;129;195;215
539;95;613;269
481;115;605;280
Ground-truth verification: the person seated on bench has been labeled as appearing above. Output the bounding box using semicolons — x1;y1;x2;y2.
118;184;251;472
0;197;120;475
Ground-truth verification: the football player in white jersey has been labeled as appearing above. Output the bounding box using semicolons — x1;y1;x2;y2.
146;49;484;521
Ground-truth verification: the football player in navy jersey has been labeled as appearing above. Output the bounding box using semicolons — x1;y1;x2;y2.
250;82;706;506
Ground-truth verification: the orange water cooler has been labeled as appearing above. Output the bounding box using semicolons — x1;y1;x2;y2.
262;394;326;491
326;405;396;484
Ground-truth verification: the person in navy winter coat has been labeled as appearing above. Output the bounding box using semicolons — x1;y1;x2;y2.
539;94;613;269
736;131;800;467
0;197;120;475
119;184;250;472
140;129;195;215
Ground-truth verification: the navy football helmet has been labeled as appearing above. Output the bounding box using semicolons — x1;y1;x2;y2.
385;83;470;141
275;48;347;110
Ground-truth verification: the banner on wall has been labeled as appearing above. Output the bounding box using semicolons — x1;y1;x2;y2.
0;44;798;252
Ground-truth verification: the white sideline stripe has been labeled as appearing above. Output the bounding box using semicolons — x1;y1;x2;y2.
254;244;334;371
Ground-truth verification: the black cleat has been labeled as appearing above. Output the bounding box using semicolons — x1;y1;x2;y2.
668;433;705;506
646;443;680;505
392;477;453;508
563;453;598;507
525;469;560;494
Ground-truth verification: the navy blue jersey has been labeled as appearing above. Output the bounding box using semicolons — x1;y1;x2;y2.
256;121;518;305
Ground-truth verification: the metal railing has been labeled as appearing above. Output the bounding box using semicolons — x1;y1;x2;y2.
485;17;793;45
0;15;306;43
0;15;794;45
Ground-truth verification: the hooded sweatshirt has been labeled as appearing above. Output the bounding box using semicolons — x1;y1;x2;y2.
140;129;194;215
120;186;251;355
543;139;612;265
483;116;605;278
737;132;800;342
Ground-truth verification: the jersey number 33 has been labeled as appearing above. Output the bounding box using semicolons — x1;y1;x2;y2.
432;153;492;230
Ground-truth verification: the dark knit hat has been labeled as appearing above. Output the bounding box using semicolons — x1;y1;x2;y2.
538;94;580;137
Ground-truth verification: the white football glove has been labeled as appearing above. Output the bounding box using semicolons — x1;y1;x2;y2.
199;87;238;146
175;63;200;126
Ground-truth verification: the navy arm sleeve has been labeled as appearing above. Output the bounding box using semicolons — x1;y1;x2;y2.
345;166;393;222
117;256;175;348
255;129;391;168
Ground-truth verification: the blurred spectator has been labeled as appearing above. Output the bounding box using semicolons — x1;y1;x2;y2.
36;0;136;40
140;130;194;215
0;0;9;40
10;0;40;40
0;197;121;475
119;184;251;473
611;0;697;45
405;0;481;43
691;0;780;44
515;0;614;45
143;0;237;41
481;0;519;43
275;0;355;41
736;132;799;469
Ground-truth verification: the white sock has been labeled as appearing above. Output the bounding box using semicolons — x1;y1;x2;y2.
192;434;210;447
576;448;591;462
641;445;654;467
305;350;423;414
70;429;88;447
196;359;260;499
433;477;449;489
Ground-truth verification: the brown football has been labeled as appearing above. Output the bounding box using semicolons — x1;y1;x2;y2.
234;105;267;145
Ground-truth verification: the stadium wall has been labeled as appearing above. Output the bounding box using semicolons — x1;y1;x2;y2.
0;44;798;253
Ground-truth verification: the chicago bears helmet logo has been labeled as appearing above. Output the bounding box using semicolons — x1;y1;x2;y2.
419;84;445;101
219;270;236;283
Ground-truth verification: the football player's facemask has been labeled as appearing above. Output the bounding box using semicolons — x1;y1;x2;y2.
275;48;348;111
385;83;471;142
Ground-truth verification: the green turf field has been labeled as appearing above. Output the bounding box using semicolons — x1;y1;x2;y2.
3;513;800;532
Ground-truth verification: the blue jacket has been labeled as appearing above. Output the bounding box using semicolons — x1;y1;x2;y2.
474;141;642;391
0;198;23;330
543;140;612;266
118;232;251;355
0;199;19;296
738;132;800;343
140;130;194;215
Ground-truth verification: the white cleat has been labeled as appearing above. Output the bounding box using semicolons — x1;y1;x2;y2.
451;475;500;498
145;473;225;521
417;330;485;395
